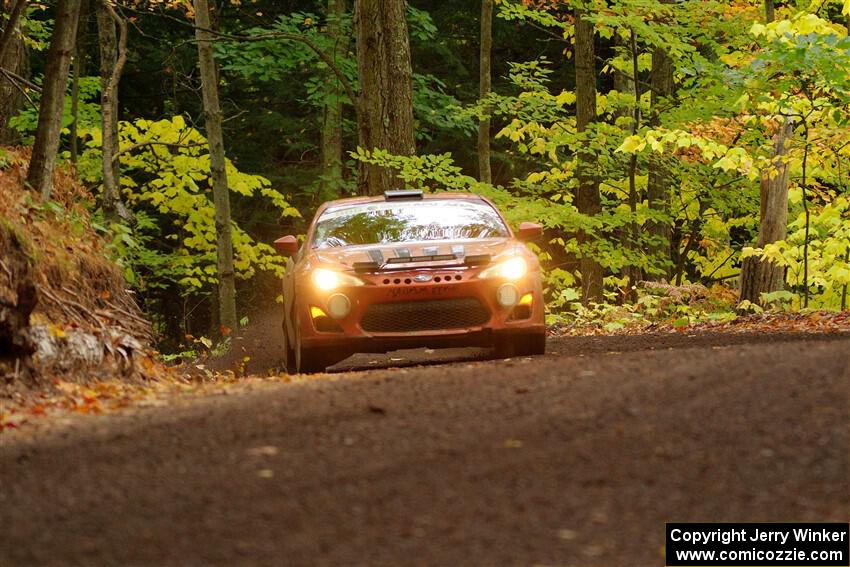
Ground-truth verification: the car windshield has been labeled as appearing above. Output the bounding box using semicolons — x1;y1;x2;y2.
312;199;509;248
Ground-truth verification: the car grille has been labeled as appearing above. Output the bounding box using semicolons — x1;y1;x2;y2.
360;298;490;333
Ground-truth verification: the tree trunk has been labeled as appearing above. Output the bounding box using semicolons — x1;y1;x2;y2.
645;45;674;281
574;7;603;304
194;0;237;334
319;0;346;198
759;0;776;255
612;35;634;117
739;118;793;305
69;13;82;163
842;248;848;311
96;0;131;222
625;30;642;293
26;0;82;199
765;0;775;23
0;0;29;144
354;0;415;196
69;0;89;163
0;0;26;63
613;33;637;296
477;0;492;184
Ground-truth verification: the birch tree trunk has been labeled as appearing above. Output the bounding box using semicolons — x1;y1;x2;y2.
26;0;82;199
194;0;237;334
96;0;131;222
477;0;492;184
574;7;603;304
354;0;415;196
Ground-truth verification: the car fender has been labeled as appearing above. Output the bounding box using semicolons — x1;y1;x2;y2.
282;257;298;343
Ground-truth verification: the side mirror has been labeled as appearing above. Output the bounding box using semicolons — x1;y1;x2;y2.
516;222;543;241
274;235;299;256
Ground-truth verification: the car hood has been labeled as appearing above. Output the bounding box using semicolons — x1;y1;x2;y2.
310;238;519;270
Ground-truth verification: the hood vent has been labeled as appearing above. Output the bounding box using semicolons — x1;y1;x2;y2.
386;253;456;264
367;249;384;264
353;261;381;273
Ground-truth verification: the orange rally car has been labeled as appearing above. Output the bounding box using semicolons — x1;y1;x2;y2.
274;190;545;373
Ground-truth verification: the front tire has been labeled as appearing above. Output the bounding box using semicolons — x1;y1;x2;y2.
292;313;339;374
295;344;337;374
281;320;296;375
494;331;546;359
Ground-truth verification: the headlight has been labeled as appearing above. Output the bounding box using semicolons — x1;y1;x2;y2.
311;268;364;291
478;257;528;281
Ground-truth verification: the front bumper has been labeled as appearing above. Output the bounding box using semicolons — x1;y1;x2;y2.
296;268;545;352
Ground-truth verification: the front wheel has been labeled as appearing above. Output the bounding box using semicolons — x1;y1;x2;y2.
295;344;338;374
292;314;340;374
494;331;546;359
281;321;296;375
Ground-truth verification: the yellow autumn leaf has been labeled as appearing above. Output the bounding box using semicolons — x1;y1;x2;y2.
648;137;664;153
616;135;645;154
796;13;825;34
749;23;766;37
555;90;576;106
674;134;692;148
713;156;737;172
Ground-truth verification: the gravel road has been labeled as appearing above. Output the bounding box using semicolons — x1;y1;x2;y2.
1;332;848;566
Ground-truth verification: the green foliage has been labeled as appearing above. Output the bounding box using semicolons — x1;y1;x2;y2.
11;0;850;348
545;282;739;330
743;195;850;309
492;0;850;312
19;4;52;52
413;74;476;141
354;0;850;319
10;76;102;144
216;5;471;176
217;11;358;106
81;116;300;293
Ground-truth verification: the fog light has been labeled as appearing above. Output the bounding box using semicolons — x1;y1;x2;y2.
326;293;351;319
497;284;520;308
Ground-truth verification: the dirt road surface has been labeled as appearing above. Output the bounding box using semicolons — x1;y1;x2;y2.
1;332;848;566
